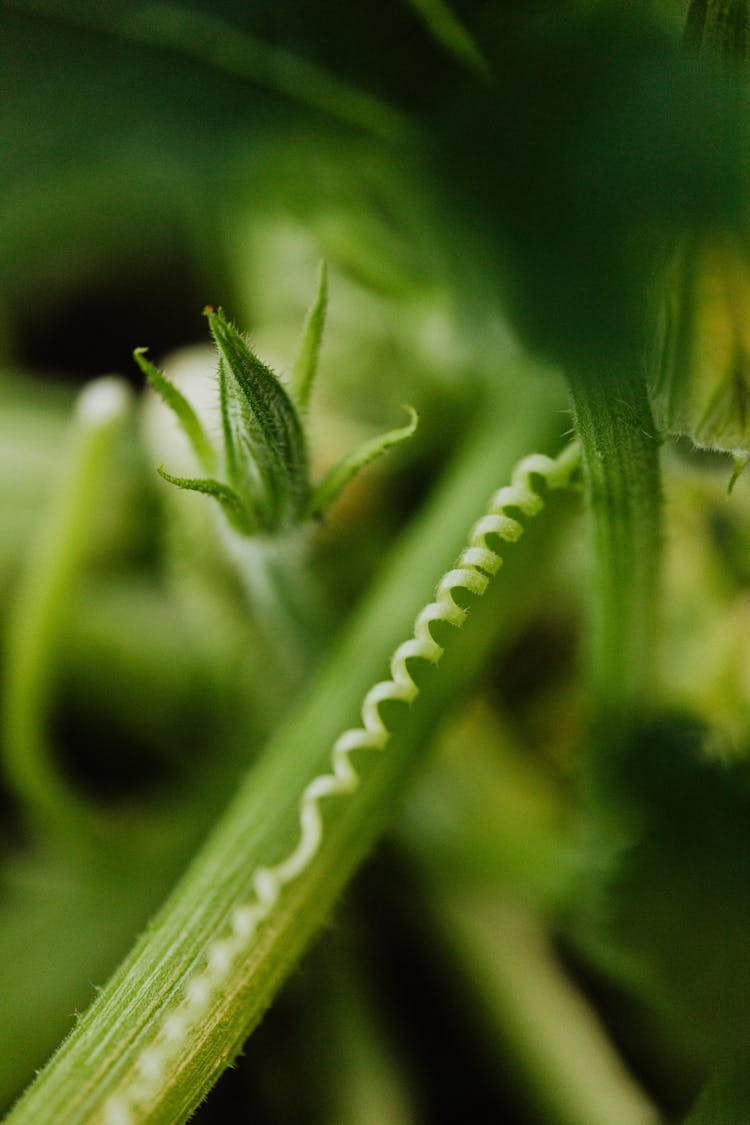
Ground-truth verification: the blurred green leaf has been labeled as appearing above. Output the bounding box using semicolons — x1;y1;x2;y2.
570;714;750;1076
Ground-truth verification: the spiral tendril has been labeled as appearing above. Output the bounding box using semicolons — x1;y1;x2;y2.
103;440;580;1125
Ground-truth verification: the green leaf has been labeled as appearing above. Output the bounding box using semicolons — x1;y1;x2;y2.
308;406;418;518
156;466;253;534
728;451;750;494
122;3;411;142
571;715;750;1073
405;0;489;75
649;233;750;460
134;348;216;474
685;1058;750;1125
290;260;328;412
205;308;309;529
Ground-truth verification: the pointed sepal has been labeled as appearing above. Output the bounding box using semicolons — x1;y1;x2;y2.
135;347;216;474
290;260;328;412
157;466;254;534
308;406;418;518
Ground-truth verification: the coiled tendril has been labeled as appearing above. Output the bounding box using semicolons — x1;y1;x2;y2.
103;440;580;1125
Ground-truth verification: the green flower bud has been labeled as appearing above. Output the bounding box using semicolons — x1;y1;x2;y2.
137;267;417;535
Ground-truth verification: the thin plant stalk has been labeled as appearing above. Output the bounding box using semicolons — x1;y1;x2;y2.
1;377;132;847
428;889;660;1125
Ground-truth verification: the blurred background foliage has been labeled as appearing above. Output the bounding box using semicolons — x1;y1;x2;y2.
3;1;750;1122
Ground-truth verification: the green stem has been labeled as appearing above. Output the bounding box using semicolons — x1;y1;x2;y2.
223;530;325;677
398;721;660;1125
566;364;662;723
427;890;661;1125
320;941;417;1125
5;383;572;1125
1;377;132;846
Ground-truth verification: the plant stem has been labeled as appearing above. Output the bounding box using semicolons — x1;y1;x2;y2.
399;717;659;1125
222;529;325;678
1;377;132;847
319;939;417;1125
565;364;662;724
5;380;572;1125
428;890;661;1125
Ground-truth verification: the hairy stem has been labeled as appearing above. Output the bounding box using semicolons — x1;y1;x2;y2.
6;383;574;1125
222;529;325;678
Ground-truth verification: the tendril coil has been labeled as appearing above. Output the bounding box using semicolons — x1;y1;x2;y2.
103;441;580;1125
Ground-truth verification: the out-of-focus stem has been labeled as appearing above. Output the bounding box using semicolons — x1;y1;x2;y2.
2;377;131;845
429;888;662;1125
